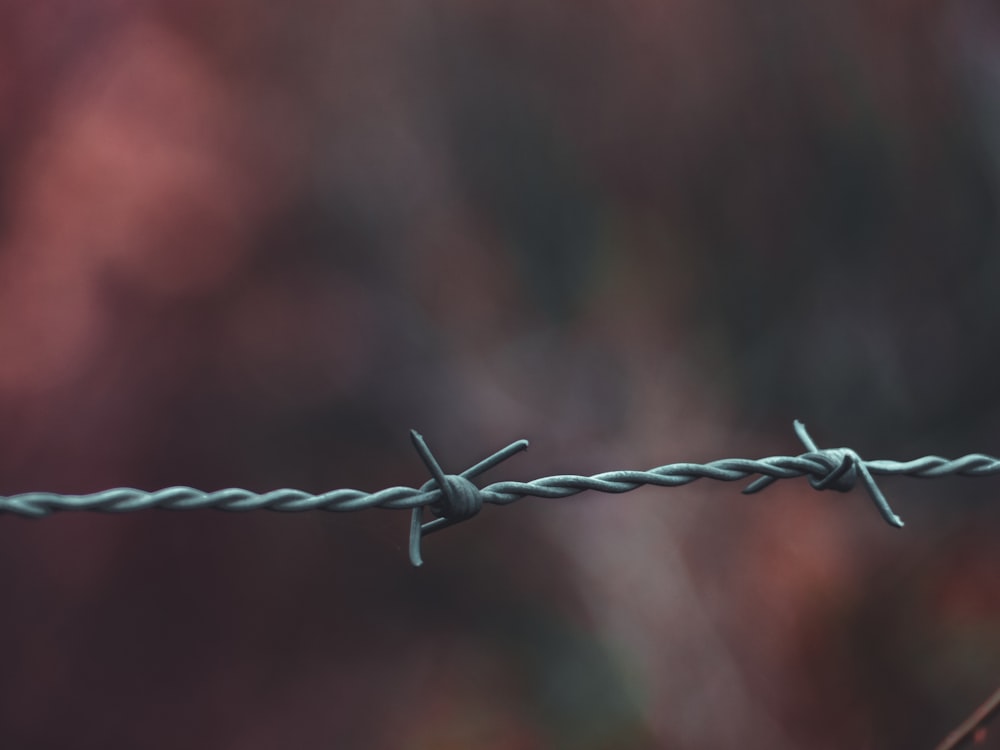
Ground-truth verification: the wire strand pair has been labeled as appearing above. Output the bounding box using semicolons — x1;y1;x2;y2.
4;421;1000;566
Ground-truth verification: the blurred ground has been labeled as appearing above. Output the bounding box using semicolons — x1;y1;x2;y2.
1;1;1000;748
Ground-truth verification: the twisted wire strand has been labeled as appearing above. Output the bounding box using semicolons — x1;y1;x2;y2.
6;455;995;515
477;454;1000;501
2;421;998;565
0;485;431;517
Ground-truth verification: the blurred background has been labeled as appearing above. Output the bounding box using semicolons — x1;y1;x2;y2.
1;1;1000;747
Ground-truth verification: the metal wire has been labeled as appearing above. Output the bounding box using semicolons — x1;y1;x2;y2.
2;420;998;566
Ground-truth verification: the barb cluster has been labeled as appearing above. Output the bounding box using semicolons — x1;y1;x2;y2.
2;421;998;566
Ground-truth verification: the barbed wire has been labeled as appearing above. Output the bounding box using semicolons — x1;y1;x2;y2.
2;420;998;566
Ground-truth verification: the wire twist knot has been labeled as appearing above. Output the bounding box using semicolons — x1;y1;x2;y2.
743;420;904;528
419;474;484;521
407;430;528;567
804;447;861;493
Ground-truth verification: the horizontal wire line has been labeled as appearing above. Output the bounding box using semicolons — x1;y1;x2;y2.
2;450;998;517
5;422;998;567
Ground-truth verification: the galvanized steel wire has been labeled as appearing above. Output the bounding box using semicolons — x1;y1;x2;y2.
3;420;999;566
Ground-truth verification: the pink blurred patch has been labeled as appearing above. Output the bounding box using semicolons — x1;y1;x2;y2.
0;19;270;391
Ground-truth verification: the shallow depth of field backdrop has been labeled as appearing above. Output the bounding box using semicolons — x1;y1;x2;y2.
1;2;1000;749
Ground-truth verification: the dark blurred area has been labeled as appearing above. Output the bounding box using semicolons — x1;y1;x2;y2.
1;1;1000;748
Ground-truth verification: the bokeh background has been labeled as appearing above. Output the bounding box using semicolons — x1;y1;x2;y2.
2;1;1000;748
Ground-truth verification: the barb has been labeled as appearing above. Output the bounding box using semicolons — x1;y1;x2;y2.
2;420;999;566
407;430;529;567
